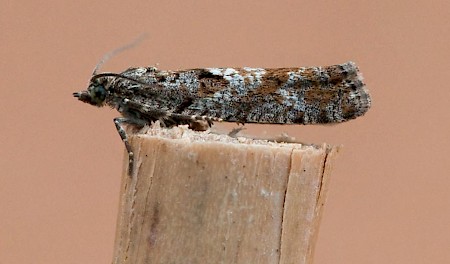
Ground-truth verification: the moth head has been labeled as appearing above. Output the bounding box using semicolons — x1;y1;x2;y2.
73;79;108;107
74;73;147;107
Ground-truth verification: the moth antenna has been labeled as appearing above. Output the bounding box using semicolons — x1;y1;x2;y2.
92;33;149;76
91;73;150;86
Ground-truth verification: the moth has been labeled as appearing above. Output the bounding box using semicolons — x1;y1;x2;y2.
74;47;371;174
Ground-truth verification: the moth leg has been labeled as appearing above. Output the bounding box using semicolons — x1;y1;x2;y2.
113;117;146;176
168;113;222;126
122;99;170;127
166;113;223;131
157;117;168;128
228;126;246;138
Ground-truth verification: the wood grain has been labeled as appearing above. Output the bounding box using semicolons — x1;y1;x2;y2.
112;126;339;264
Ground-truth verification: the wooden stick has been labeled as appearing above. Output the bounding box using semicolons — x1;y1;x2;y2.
112;125;339;264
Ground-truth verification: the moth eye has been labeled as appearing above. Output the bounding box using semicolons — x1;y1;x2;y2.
90;85;107;105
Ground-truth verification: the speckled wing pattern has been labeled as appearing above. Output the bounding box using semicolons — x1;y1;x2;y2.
112;61;370;125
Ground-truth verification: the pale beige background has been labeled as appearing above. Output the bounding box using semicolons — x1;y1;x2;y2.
1;0;449;263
